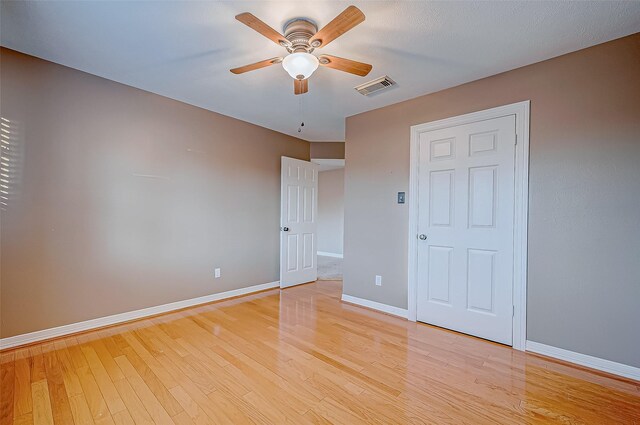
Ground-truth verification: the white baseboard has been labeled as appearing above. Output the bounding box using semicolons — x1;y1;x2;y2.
341;294;408;319
0;281;280;351
526;340;640;381
317;251;343;259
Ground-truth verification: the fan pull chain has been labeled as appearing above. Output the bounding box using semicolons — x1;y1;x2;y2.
298;96;304;133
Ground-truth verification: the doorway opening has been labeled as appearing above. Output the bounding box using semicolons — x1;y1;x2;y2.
312;158;345;281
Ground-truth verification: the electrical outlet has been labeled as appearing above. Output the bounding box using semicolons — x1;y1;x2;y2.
375;275;382;286
214;268;221;278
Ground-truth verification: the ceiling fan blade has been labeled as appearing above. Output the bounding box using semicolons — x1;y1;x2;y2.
309;6;365;48
318;55;372;76
230;57;283;74
236;13;290;47
294;79;309;95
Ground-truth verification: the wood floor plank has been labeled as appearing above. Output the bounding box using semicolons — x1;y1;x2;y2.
113;356;174;425
112;378;155;425
79;346;126;415
42;349;75;425
309;396;371;425
170;385;226;424
0;354;15;425
167;412;195;425
89;340;125;382
119;333;177;391
68;394;96;425
75;367;109;422
166;386;207;424
133;330;216;396
99;332;124;360
120;348;182;417
30;380;54;425
11;413;32;425
1;281;638;424
27;349;45;385
95;417;116;425
206;388;254;425
55;345;83;399
166;338;250;400
111;411;135;425
65;340;89;371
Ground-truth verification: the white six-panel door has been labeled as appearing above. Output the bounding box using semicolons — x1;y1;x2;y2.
280;157;318;288
416;115;516;345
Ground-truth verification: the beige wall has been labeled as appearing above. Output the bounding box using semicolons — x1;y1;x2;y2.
0;48;309;338
344;34;640;368
317;169;344;256
310;142;345;159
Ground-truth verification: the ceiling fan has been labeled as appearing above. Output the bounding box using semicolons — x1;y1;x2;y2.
230;5;372;95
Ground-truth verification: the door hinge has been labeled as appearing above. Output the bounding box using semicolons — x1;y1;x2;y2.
515;134;518;145
512;305;515;317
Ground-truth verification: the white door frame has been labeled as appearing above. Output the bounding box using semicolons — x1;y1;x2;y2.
407;101;530;351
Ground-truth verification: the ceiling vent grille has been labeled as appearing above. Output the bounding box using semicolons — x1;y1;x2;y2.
354;76;396;96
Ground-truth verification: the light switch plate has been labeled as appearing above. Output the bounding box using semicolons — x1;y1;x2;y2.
397;192;405;204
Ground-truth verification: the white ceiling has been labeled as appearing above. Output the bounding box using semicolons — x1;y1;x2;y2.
2;1;639;141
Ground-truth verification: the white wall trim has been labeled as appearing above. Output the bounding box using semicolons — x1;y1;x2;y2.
0;281;280;351
407;100;530;351
341;294;408;319
317;251;344;259
526;341;640;381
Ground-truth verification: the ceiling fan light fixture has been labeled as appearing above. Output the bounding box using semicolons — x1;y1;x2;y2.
282;53;319;80
231;7;369;94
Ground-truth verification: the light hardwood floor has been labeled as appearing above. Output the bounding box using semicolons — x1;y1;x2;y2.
1;280;639;424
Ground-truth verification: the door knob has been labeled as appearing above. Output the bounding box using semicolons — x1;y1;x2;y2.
282;227;290;232
418;234;427;240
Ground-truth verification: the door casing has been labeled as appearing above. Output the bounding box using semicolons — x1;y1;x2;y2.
407;101;530;351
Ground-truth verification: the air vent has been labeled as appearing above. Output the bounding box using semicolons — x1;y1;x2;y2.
354;76;396;96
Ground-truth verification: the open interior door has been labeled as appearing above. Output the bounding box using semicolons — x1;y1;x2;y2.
280;156;318;288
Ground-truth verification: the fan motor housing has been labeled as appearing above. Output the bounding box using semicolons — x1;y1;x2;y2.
283;18;317;53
